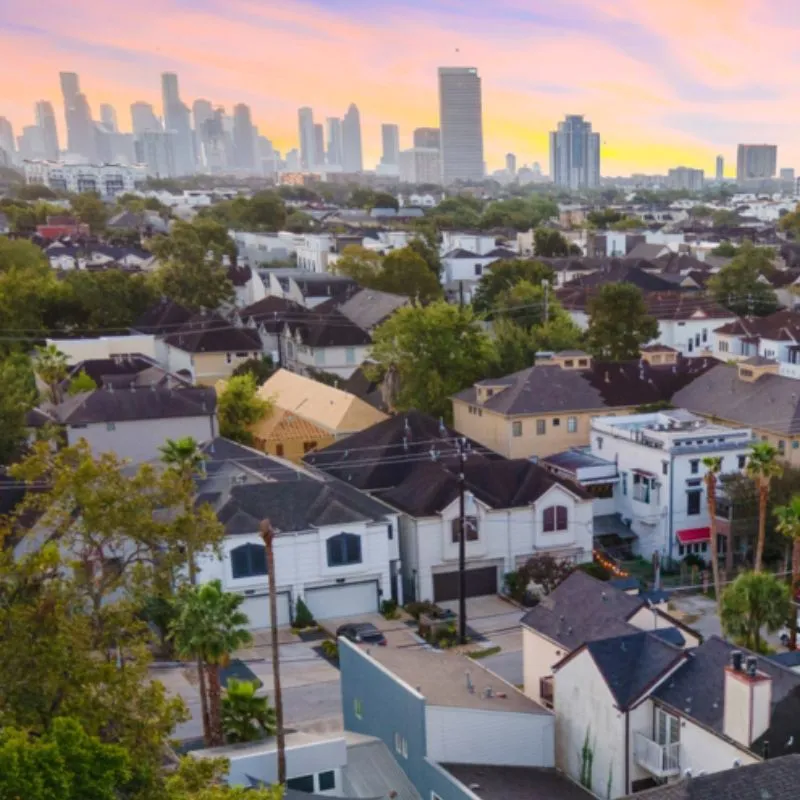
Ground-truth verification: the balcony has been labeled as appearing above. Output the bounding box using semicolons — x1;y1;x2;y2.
633;733;680;778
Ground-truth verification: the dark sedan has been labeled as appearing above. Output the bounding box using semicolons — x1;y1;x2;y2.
335;622;387;646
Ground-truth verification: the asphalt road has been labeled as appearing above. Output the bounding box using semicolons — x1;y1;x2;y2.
480;650;524;687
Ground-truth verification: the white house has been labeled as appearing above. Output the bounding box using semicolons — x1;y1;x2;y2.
231;230;304;267
441;232;506;256
194;439;401;628
589;409;753;562
296;233;335;272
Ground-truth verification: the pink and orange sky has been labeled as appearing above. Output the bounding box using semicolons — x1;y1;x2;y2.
2;0;799;175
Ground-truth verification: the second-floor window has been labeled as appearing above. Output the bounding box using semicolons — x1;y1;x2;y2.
718;340;729;353
345;347;356;364
231;543;268;579
536;420;546;435
543;505;568;532
687;489;701;516
632;473;652;503
451;516;479;543
326;532;362;567
512;421;522;437
567;416;577;433
690;460;699;474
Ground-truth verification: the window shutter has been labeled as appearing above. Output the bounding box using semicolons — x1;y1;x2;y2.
543;507;555;532
556;505;568;530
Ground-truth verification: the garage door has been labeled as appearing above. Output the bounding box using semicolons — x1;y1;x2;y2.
433;566;498;602
239;591;292;630
304;581;379;621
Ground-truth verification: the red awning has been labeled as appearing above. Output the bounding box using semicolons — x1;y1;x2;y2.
677;527;710;544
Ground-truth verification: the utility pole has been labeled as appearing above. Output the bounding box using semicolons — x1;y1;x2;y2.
457;437;468;644
459;280;464;309
260;519;286;785
542;279;550;325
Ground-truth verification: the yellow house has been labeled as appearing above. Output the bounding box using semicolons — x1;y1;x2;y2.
451;348;718;459
249;369;388;462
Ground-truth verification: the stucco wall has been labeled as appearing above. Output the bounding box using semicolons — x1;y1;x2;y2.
522;627;565;702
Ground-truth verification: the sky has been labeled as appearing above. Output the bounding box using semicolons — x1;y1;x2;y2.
2;0;800;176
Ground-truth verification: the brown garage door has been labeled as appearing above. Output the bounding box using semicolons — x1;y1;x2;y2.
433;566;498;602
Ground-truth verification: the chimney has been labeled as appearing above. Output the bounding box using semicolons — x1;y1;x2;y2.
723;652;772;747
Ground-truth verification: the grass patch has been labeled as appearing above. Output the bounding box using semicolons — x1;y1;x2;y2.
467;646;502;660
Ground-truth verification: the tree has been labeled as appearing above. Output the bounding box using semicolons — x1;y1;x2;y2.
71;192;108;234
231;355;275;384
702;457;723;614
284;210;314;233
479;197;557;231
708;241;779;317
191;218;238;264
490;318;538;376
747;442;784;571
67;369;98;395
774;495;800;649
0;353;37;465
16;183;57;201
406;234;442;277
171;581;253;747
533;228;570;257
472;259;555;316
609;216;641;231
585;283;659;361
426;195;483;229
0;717;130;800
586;209;624;229
367;301;495;421
690;205;713;218
720;571;789;653
221;679;276;744
165;756;282;800
243;191;287;231
218;375;272;445
712;209;739;227
518;553;575;595
330;245;382;283
494;280;550;329
531;314;584;353
34;343;69;404
779;203;800;239
710;241;738;257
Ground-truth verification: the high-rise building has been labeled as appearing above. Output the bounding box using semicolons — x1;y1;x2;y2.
285;148;301;172
18;125;46;160
100;104;118;133
0;117;16;164
780;168;795;183
232;103;256;170
413;127;440;149
549;115;600;189
399;148;441;184
35;101;60;161
341;103;363;173
438;67;484;183
737;144;777;181
715;155;724;181
130;102;161;136
326;117;343;167
667;166;704;191
312;123;325;168
161;72;195;175
381;124;400;166
60;71;96;160
192;99;214;132
298;107;315;170
136;130;177;178
506;153;517;175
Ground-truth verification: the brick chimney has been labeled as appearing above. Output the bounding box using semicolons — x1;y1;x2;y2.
723;652;772;747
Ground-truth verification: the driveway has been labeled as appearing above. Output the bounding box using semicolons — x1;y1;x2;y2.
439;595;525;652
321;611;421;648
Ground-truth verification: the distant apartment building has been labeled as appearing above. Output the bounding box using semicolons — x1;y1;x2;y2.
380;124;400;167
550;115;600;189
716;154;724;180
780;168;795;183
24;161;146;196
398;147;441;184
130;102;161;136
667;166;704;191
438;67;484;183
136;130;177;178
341;103;363;173
413;127;440;149
737;144;777;181
297;106;315;169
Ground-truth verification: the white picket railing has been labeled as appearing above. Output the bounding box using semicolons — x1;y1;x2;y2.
634;732;681;777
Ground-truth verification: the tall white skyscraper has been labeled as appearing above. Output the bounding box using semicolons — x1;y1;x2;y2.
549;115;600;189
381;124;400;166
100;104;118;132
312;123;326;168
326;117;343;167
18;125;46;160
233;103;256;171
716;155;724;181
0;117;16;164
342;104;363;173
35;101;60;161
438;67;484;183
298;107;315;170
736;145;777;181
60;71;96;160
137;130;177;177
161;72;195;175
131;102;161;136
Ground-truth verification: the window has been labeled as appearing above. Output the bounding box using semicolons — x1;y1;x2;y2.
536;419;546;435
662;461;669;476
512;421;523;437
327;533;362;566
552;418;561;427
226;353;233;364
690;459;699;475
394;732;408;758
314;350;326;366
235;351;249;358
564;360;574;368
632;473;651;503
655;709;680;747
567;416;578;433
687;489;701;516
345;347;356;364
794;442;800;450
738;455;747;469
543;505;568;532
451;516;479;543
287;776;315;793
474;264;482;276
354;698;363;719
687;339;693;353
106;422;116;431
303;441;318;453
596;436;603;451
275;444;285;457
578;359;588;367
622;472;628;495
702;328;708;343
231;543;268;579
779;440;786;453
719;340;729;353
319;771;336;791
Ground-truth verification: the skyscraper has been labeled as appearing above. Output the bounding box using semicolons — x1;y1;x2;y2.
17;125;46;160
161;72;195;175
341;104;363;173
312;123;325;168
399;148;441;184
0;117;16;164
667;167;704;191
60;71;95;160
381;124;400;166
131;102;161;136
136;131;177;178
715;155;724;181
193;100;214;133
438;67;484;183
35;101;60;161
232;103;256;170
298;107;315;170
326;117;343;167
100;104;118;132
506;153;517;175
549;115;600;189
413;127;440;149
736;144;777;181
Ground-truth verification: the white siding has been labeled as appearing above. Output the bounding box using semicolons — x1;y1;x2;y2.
239;591;292;629
425;706;554;767
522;627;564;702
304;581;379;620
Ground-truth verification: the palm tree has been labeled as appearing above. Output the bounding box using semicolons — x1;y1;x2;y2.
746;442;783;571
170;580;252;747
720;570;789;653
33;344;69;405
702;456;723;614
221;678;277;744
775;495;800;650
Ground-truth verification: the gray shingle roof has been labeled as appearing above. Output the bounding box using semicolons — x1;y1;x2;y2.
672;363;800;435
163;312;262;353
443;764;594;800
334;288;410;331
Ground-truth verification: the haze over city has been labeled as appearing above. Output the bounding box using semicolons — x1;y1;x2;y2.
3;0;800;175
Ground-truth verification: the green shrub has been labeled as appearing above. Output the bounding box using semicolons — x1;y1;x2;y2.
504;570;527;603
293;598;316;629
381;599;399;619
683;553;705;569
320;639;339;660
578;562;611;581
404;600;438;621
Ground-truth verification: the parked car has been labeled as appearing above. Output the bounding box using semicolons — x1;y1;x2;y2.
779;616;800;646
335;622;387;646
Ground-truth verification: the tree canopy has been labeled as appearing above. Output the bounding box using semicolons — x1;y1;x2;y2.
708;241;779;317
217;374;272;445
471;259;555;316
720;571;789;653
585;283;659;361
533;228;571;258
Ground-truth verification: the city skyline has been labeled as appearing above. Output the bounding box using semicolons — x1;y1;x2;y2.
2;0;799;175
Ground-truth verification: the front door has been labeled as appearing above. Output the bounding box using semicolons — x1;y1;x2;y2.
655;708;680;747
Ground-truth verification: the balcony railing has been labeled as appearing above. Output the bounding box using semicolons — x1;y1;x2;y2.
633;733;680;777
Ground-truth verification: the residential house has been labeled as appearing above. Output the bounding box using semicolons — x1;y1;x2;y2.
249;369;388;462
673;359;800;466
237;294;307;361
162;312;263;385
226;264;266;309
260;269;358;308
440;231;503;256
305;411;594;603
44;241;155;271
340;639;592;800
441;247;517;304
452;349;719;460
318;288;410;333
131;299;194;366
231;230;304;267
46;335;158;363
296;233;335;272
195;438;401;627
